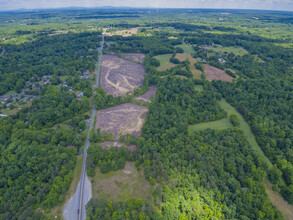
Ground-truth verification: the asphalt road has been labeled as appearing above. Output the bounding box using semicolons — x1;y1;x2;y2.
63;33;104;220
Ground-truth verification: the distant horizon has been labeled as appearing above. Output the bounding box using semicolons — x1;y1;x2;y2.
1;6;293;13
0;0;292;12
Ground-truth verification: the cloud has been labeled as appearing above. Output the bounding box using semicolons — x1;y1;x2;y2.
0;0;292;11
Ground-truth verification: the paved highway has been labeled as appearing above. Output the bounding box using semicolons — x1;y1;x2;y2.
63;33;104;220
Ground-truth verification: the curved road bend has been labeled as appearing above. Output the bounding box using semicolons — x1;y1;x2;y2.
63;33;104;220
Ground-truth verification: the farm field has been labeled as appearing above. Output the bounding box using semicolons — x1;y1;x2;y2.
204;64;233;82
136;86;157;103
154;54;176;71
176;43;194;54
219;99;272;168
101;55;146;96
95;103;148;139
104;27;139;37
189;118;233;132
91;162;152;202
175;53;202;79
122;53;145;63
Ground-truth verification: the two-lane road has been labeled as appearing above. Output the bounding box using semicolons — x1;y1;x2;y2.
63;33;104;220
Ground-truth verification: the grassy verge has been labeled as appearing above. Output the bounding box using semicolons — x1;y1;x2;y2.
90;162;153;202
219;99;272;168
189;118;233;132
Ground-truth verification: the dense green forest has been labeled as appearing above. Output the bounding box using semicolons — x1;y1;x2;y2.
0;7;293;220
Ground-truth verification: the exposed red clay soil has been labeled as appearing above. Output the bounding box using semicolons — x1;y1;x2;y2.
122;53;145;63
101;55;146;96
95;103;148;139
204;64;233;82
136;86;157;103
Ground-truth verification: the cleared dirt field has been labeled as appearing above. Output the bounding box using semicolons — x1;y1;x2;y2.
204;64;233;82
104;28;139;37
99;141;136;151
122;53;145;63
91;162;152;202
101;55;146;96
136;86;157;103
95;103;148;139
175;53;202;79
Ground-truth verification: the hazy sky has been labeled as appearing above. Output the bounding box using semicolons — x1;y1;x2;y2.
0;0;293;11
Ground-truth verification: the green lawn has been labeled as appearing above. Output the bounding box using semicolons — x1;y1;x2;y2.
219;99;272;168
189;118;233;132
154;54;176;71
176;43;194;54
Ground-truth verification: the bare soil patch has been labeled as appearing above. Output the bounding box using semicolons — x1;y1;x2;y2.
122;53;145;63
101;55;146;96
99;141;136;151
136;86;157;103
95;103;148;139
204;64;233;82
175;53;202;79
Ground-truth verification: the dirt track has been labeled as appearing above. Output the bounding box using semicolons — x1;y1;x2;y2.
101;55;146;96
136;86;157;103
204;64;233;82
95;103;147;139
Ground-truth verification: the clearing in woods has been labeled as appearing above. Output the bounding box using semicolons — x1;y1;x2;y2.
175;53;202;79
100;55;146;96
176;43;195;54
95;103;148;139
189;118;233;132
205;45;248;56
136;86;157;103
154;54;176;71
91;162;153;202
204;64;233;82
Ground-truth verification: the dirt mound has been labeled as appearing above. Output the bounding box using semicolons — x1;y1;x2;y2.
122;53;145;63
101;55;146;97
136;86;157;103
204;64;233;82
95;103;147;139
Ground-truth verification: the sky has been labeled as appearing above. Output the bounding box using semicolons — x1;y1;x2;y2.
0;0;293;11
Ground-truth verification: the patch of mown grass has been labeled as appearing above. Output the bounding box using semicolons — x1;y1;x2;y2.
91;162;153;202
189;118;233;132
154;54;176;71
219;99;272;168
176;43;194;54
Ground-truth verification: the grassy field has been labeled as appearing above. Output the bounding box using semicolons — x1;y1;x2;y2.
154;54;176;71
265;180;293;220
176;43;194;54
219;99;272;168
206;46;248;56
189;118;233;132
175;53;202;79
195;85;204;92
91;162;153;202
